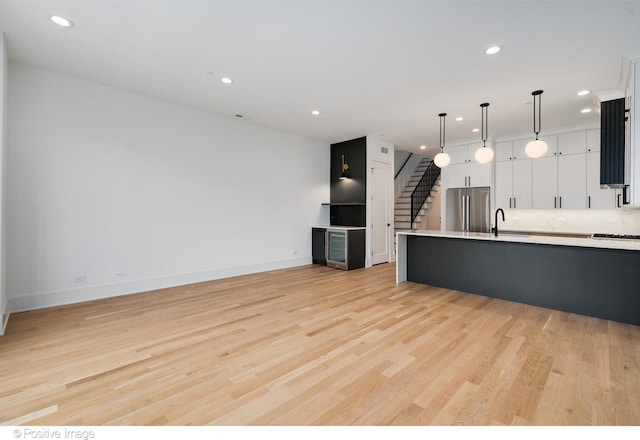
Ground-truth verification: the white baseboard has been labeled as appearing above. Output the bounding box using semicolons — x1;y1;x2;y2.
7;256;312;314
1;297;8;335
1;312;9;336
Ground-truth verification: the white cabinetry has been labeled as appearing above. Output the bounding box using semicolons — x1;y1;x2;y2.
494;140;532;209
558;154;587;208
532;155;558;208
531;132;588;209
587;152;618;208
445;142;491;188
586;128;600;153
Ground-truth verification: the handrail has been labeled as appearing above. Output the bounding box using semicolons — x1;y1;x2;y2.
410;161;441;229
394;152;413;179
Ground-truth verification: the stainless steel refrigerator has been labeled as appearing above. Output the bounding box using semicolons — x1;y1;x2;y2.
446;187;491;232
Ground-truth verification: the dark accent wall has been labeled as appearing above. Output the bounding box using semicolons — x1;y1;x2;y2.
330;137;367;226
330;137;366;203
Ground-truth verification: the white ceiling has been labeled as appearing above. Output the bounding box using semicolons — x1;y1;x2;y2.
1;0;640;159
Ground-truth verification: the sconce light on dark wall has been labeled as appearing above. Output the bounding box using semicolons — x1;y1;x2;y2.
340;154;350;179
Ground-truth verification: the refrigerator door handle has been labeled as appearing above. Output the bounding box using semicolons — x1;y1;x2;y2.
463;195;468;231
462;195;466;231
465;195;471;231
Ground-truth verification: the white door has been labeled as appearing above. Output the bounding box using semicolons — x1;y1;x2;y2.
371;161;390;265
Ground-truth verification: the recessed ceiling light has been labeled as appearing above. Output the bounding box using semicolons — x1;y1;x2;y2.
455;117;463;122
581;108;592;114
577;90;590;96
485;46;501;55
311;110;320;115
420;145;426;150
50;15;74;27
472;128;480;132
220;77;233;84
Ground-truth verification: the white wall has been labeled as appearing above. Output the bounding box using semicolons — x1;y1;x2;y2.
7;63;330;313
0;33;8;333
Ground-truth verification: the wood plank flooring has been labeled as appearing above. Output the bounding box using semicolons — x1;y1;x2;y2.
1;263;639;425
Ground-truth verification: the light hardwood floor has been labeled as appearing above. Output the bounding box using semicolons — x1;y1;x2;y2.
1;263;639;425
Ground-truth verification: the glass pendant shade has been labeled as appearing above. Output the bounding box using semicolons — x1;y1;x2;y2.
474;146;494;163
525;139;548;158
434;152;450;168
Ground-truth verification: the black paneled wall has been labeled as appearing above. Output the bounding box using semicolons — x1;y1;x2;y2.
600;98;625;187
330;137;366;226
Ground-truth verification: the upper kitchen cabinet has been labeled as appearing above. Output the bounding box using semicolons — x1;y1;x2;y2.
556;131;587;156
496;139;529;161
586;129;600;152
444;142;492;188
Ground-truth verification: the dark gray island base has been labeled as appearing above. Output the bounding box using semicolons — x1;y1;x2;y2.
406;235;640;326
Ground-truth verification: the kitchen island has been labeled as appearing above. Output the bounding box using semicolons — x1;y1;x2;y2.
396;230;640;326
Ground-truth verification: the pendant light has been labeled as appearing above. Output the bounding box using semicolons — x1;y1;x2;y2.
474;103;494;163
433;113;450;168
525;90;548;158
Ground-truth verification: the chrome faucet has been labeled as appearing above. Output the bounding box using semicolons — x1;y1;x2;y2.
494;208;505;237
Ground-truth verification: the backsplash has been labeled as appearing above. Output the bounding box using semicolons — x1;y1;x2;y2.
498;208;640;235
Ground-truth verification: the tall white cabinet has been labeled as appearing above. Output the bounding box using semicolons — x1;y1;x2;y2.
495;139;532;209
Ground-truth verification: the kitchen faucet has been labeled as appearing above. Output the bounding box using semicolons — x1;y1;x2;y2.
494;208;505;237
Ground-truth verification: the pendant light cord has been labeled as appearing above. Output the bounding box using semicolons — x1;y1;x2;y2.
532;90;543;140
481;103;489;147
439;113;447;152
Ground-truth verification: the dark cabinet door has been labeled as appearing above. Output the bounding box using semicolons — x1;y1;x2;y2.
346;229;365;270
312;228;326;265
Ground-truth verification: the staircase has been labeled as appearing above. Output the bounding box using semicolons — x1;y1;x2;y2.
394;158;440;232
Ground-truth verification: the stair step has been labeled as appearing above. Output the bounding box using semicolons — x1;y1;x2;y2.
399;195;433;203
395;221;422;229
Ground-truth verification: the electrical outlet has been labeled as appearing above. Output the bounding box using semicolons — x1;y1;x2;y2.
607;218;617;223
73;275;86;283
114;272;125;278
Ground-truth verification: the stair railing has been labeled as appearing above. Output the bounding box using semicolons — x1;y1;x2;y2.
410;161;441;229
395;152;413;179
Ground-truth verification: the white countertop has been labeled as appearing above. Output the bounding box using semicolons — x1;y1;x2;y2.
396;230;640;251
313;225;366;230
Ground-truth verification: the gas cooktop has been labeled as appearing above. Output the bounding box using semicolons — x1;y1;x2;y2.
592;233;640;240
